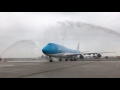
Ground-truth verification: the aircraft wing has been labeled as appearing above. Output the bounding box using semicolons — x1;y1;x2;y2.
64;52;116;56
82;52;116;55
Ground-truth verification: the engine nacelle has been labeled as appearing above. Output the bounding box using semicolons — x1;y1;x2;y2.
97;54;102;59
80;55;84;59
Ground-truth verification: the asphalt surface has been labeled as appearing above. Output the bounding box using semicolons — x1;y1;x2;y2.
0;59;120;78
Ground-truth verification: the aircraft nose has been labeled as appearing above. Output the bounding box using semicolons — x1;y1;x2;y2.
42;47;48;54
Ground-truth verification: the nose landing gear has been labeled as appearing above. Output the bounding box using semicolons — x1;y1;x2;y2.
49;57;53;62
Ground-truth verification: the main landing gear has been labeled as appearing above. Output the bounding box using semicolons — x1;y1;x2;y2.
65;58;68;61
49;57;78;62
59;58;62;61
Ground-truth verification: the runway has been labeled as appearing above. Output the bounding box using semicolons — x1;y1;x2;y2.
1;59;120;78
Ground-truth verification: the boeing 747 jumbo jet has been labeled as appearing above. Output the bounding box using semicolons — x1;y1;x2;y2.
42;43;115;62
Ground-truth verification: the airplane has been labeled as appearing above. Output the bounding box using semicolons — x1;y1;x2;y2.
42;42;115;62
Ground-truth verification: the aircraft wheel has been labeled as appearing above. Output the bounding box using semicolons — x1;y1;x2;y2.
59;59;62;61
70;59;73;61
65;59;68;61
49;60;53;62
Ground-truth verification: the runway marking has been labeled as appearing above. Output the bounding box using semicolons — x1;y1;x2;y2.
8;61;48;63
17;62;97;78
0;65;15;67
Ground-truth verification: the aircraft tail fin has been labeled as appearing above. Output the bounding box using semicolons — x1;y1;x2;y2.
76;42;80;51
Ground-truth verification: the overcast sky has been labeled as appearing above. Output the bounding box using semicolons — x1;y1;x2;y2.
0;12;120;57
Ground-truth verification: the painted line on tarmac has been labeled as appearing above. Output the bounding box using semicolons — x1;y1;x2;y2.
18;62;97;78
0;65;15;67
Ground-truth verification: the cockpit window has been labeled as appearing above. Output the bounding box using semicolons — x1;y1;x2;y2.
48;43;53;45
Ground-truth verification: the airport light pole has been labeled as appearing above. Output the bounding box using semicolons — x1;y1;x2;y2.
63;39;64;46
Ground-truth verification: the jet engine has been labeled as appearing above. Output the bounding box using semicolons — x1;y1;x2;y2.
80;55;84;59
97;54;102;59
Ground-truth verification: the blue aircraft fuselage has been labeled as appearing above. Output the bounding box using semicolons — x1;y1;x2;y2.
42;43;80;57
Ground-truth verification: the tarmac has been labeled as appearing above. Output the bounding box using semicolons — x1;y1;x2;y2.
0;59;120;78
